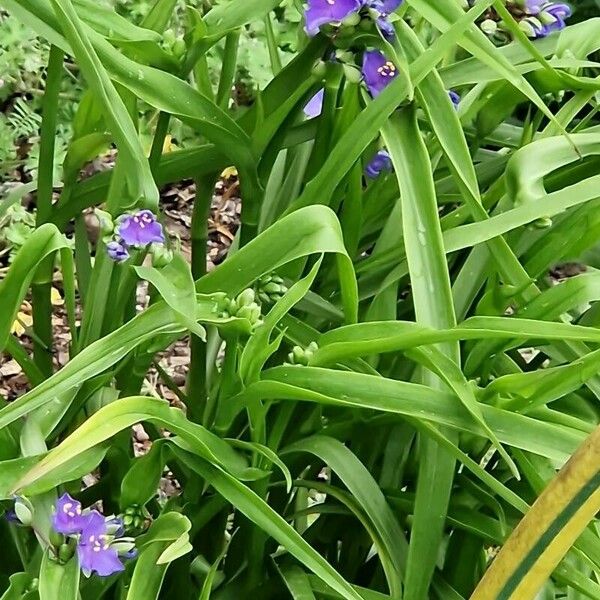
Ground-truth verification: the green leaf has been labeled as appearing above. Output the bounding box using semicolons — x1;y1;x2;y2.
197;206;358;324
169;446;366;600
127;512;192;600
38;552;79;600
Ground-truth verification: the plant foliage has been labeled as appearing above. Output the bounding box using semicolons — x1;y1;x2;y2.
0;0;600;599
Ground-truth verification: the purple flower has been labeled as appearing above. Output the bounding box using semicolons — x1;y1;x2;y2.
526;0;544;14
53;493;87;535
304;89;324;118
372;0;402;13
304;0;363;36
542;3;571;32
4;508;19;524
362;50;398;97
116;210;165;247
448;90;460;108
77;511;125;577
106;241;130;262
365;150;392;178
376;17;395;40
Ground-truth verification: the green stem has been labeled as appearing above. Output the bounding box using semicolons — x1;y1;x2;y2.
32;45;63;378
216;30;241;110
148;111;172;176
264;14;282;75
187;173;217;423
5;335;45;387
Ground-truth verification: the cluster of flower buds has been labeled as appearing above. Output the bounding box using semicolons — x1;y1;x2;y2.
256;273;288;305
470;0;572;43
162;29;187;60
122;504;150;533
220;289;263;327
100;208;167;264
6;494;137;577
287;341;319;366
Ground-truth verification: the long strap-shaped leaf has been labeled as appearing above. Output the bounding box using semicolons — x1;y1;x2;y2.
169;446;366;600
470;425;600;600
382;106;459;599
51;0;158;210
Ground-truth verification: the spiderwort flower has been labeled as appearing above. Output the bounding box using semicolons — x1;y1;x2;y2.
365;150;392;178
448;90;460;108
304;89;325;118
304;0;363;36
77;511;125;577
53;493;87;535
540;3;571;32
117;210;165;247
362;50;398;97
525;0;544;14
367;0;403;39
106;241;130;262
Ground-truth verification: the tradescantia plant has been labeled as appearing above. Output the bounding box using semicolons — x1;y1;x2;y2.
1;0;600;597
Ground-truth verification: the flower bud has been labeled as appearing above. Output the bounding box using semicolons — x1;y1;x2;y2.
236;288;256;308
479;19;497;35
341;11;361;27
95;209;114;238
287;342;319;366
13;497;33;527
519;17;544;38
533;217;553;229
172;38;186;59
343;64;362;84
49;529;65;548
58;543;75;563
150;243;173;268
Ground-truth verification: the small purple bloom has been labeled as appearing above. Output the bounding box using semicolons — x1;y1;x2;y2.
526;0;544;14
543;3;571;32
106;241;130;262
304;0;363;36
362;50;398;97
378;0;403;13
304;89;324;118
117;210;165;247
77;511;125;577
4;508;19;523
365;150;392;178
53;493;87;535
448;90;460;108
376;17;395;40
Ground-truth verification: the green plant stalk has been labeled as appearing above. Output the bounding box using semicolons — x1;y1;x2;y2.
73;213;92;306
5;335;45;387
187;173;217;424
382;107;459;600
264;13;282;75
31;45;63;377
216;30;241;110
148;111;172;176
77;161;125;348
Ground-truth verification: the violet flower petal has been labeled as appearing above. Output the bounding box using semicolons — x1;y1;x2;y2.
448;90;460;108
365;150;392;178
117;210;165;247
77;511;125;577
53;493;87;535
305;0;363;36
380;0;402;13
376;17;395;40
304;89;325;118
362;50;398;97
106;241;130;262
